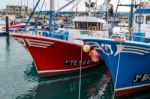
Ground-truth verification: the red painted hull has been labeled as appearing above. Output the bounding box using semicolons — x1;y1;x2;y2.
9;24;25;29
115;84;150;96
3;24;25;30
10;33;100;77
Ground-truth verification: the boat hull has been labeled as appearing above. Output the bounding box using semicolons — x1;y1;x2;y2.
9;24;25;29
84;38;150;96
3;24;25;31
10;34;99;77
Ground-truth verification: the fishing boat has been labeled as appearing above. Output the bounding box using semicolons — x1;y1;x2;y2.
2;18;26;32
83;0;150;96
9;23;25;31
10;0;104;77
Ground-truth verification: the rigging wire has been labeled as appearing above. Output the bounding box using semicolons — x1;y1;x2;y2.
57;0;75;11
69;0;83;12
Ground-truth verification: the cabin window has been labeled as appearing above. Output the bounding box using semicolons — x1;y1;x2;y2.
135;16;144;24
146;16;150;24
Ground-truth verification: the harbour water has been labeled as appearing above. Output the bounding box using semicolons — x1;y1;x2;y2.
0;36;150;99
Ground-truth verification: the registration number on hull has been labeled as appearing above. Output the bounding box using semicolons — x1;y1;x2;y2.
64;60;92;66
133;74;150;83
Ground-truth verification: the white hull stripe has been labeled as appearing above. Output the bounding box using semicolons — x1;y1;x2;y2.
123;48;150;53
31;42;52;46
27;39;54;44
115;83;150;91
125;45;150;51
115;44;150;56
29;44;50;48
37;64;99;74
121;51;144;55
25;39;54;48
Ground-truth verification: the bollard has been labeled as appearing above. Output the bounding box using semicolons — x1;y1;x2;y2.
5;16;9;36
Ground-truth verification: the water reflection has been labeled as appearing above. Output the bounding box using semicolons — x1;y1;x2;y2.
21;62;107;99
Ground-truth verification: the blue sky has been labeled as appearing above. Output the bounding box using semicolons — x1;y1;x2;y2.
0;0;130;12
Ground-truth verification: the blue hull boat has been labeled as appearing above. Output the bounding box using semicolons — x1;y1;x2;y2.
83;38;150;96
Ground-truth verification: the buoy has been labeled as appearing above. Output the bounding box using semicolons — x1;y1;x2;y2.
89;50;100;62
83;45;91;53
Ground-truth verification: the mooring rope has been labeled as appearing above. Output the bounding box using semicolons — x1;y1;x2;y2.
112;44;121;99
78;45;83;99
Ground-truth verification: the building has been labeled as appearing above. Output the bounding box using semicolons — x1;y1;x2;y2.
6;5;28;17
0;9;6;15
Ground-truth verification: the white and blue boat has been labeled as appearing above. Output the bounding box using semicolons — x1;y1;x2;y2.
83;1;150;96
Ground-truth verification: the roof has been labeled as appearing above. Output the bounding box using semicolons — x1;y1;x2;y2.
72;16;106;23
135;8;150;14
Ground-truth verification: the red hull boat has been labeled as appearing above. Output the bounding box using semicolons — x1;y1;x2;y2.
10;33;100;77
3;23;25;31
9;24;25;29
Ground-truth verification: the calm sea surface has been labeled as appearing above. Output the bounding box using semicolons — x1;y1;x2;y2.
0;36;150;99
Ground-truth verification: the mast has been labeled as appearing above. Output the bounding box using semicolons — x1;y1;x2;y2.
105;0;111;22
33;0;35;9
76;0;79;13
129;0;134;40
27;0;29;9
21;0;23;6
49;0;55;32
87;0;91;16
138;2;141;33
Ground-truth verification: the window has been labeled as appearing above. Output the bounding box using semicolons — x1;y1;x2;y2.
135;16;144;24
146;16;150;24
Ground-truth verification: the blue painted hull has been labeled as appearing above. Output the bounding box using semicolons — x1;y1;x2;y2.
84;38;150;96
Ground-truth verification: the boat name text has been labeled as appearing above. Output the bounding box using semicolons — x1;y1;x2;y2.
133;74;150;83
